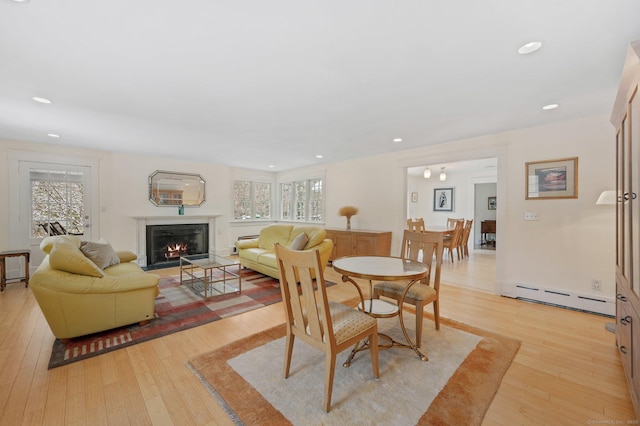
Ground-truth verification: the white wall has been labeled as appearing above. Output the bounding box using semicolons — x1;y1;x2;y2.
289;114;615;302
0;113;616;307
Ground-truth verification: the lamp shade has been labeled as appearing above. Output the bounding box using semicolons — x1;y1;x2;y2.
423;168;431;178
596;190;618;205
439;167;446;181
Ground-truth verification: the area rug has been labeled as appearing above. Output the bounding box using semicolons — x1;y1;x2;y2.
48;268;324;369
187;313;520;426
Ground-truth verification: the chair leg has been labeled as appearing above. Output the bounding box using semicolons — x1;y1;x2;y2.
324;352;337;412
433;300;440;330
416;302;423;348
369;332;380;379
283;333;294;378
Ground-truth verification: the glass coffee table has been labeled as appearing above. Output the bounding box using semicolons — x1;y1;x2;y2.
179;254;241;301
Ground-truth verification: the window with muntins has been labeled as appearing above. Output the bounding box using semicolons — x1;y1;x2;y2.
233;180;271;220
30;168;85;237
280;178;323;222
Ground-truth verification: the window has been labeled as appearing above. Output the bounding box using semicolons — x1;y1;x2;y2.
30;168;86;237
280;178;323;222
233;180;271;220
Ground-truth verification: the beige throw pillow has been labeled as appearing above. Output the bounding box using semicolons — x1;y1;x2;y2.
49;239;105;278
289;233;309;250
80;240;121;270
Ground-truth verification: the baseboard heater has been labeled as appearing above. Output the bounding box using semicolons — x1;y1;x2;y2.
514;284;614;317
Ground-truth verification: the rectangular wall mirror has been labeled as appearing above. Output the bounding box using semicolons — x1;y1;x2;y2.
149;170;206;207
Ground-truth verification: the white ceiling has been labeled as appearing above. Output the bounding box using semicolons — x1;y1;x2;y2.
1;1;639;172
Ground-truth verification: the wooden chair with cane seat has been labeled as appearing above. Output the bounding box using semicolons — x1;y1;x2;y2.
443;219;464;262
275;244;380;412
373;230;444;348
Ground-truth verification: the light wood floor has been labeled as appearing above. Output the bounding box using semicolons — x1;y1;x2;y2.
0;250;635;425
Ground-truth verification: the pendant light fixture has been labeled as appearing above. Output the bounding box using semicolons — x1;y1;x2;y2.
439;167;446;181
423;167;431;178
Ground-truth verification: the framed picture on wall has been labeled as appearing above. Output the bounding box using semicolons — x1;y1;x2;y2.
525;157;578;200
411;192;418;203
433;187;454;211
488;196;497;210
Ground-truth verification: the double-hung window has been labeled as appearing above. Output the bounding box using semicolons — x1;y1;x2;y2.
233;180;271;220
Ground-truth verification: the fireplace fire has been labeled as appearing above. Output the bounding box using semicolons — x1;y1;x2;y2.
164;243;188;260
146;223;208;268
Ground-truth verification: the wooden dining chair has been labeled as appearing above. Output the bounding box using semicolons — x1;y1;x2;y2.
275;244;379;412
446;217;464;229
460;219;473;257
373;230;444;348
443;219;464;262
406;218;425;232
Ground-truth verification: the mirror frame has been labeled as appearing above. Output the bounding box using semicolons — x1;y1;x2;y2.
148;170;206;207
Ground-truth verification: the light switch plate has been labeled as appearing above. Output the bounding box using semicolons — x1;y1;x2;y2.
524;212;539;221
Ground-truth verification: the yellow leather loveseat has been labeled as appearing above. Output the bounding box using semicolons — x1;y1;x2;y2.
235;224;333;279
30;235;160;342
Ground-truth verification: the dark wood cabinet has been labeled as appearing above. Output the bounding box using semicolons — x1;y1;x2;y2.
324;229;392;261
612;40;640;417
480;220;496;246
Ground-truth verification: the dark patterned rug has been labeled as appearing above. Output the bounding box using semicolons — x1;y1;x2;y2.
48;268;321;369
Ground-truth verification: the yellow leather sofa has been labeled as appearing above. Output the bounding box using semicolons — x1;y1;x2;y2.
235;224;333;279
30;235;160;342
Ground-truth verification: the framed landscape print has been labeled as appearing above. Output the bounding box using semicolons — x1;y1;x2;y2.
525;157;578;200
434;187;454;211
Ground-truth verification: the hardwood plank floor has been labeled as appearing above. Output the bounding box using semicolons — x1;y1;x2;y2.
0;249;635;424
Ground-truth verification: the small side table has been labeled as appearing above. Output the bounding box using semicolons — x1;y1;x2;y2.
0;250;31;292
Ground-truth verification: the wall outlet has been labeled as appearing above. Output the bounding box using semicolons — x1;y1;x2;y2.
591;279;602;291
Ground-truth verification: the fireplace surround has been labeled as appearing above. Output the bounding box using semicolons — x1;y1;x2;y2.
146;223;209;268
131;215;219;269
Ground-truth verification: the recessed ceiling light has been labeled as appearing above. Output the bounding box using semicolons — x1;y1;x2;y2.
12;0;29;3
316;155;323;159
47;133;60;138
542;104;559;110
268;165;275;168
518;41;542;55
393;138;403;143
32;96;52;104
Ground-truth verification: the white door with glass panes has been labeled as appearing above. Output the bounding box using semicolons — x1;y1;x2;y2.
14;161;95;271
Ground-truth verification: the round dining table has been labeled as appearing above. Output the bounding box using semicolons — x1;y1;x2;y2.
332;255;430;363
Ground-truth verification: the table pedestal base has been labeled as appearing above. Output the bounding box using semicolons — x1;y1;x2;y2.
342;332;428;368
338;273;430;366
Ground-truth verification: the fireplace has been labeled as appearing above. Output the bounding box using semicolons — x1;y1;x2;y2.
146;223;209;268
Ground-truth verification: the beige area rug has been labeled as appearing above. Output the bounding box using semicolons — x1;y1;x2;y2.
187;312;520;425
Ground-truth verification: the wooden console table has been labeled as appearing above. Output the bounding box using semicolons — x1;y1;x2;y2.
0;250;31;291
324;229;392;261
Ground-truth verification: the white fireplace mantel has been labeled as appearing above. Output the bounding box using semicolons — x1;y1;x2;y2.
131;215;221;267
